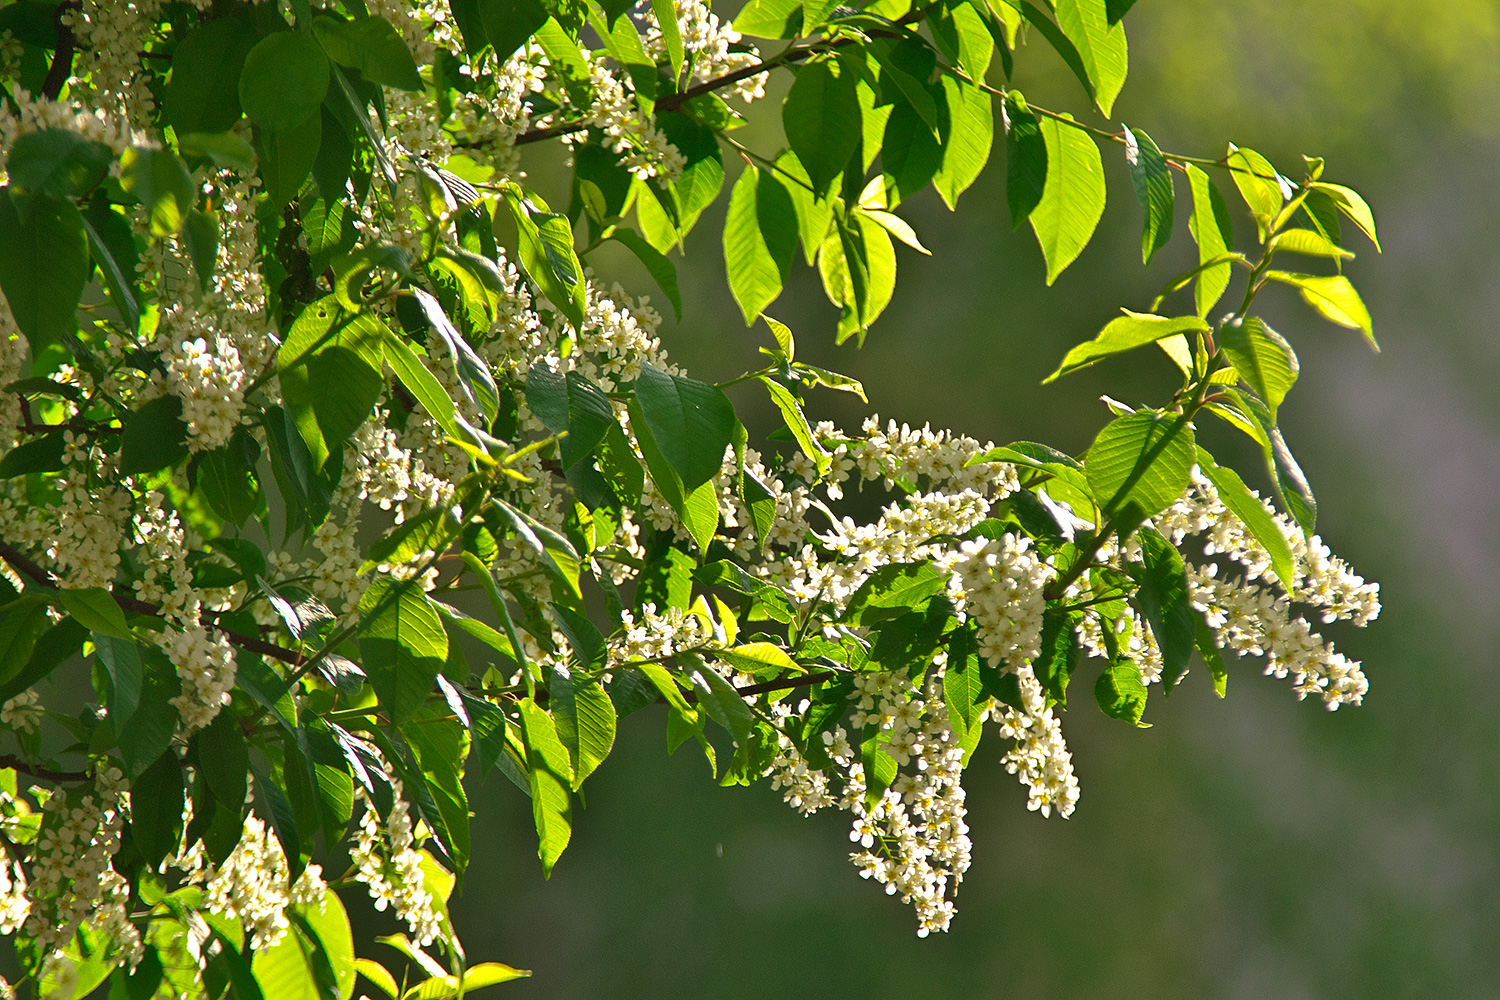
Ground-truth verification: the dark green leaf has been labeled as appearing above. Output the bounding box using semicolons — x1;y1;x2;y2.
1031;607;1080;707
0;189;89;357
525;364;613;470
1125;126;1172;265
279;300;384;470
164;18;258;133
359;578;448;725
1095;659;1148;726
239;31;331;131
1132;529;1194;691
1004;93;1046;229
119;394;190;474
607;228;682;320
5;130;112;199
313;15;424;91
633;362;737;491
782;56;862;196
131;751;186;868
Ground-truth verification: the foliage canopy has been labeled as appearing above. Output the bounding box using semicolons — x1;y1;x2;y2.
0;0;1382;996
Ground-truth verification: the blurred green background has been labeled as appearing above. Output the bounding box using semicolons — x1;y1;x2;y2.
420;3;1500;997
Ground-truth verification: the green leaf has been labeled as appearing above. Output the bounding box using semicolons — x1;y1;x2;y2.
1268;227;1354;261
518;698;573;877
1004;93;1046;229
0;430;64;478
1125;126;1173;265
715;641;800;677
933;76;993;209
606;228;682;320
177;132;258;173
82;209;140;333
526;365;613;470
183;209;219;291
355;960;398;1000
1226;143;1282;242
547;668;616;790
503;186;587;328
5;130;112;199
402;710;471;876
0;596;52;688
493;499;582;599
479;0;548;62
1307;182;1380;251
740;469;777;553
313;15;424;91
775;151;835;265
758;377;831;478
1132;529;1194;690
120;146;195;237
1185;164;1234;318
873;43;940;140
1196;451;1297;586
163;18;258;133
782;56;862;196
239;31;331;130
359;579;448;725
1029;114;1105;284
132;751;186;868
1052;0;1128;116
382;329;460;439
691;663;754;748
1095;659;1149;726
1220;316;1298;417
1031;607;1080;707
406;963;531;999
1046;310;1209;382
0;616;86;706
50;588;130;640
279;301;384;470
252;897;352;1000
633;363;737;491
115;647;181;778
733;0;803;38
196;708;249;810
1085;409;1195;530
1263;271;1377;349
844;562;947;627
723;166;797;324
1193;613;1229;698
256;112;323;209
0;190;88;357
119;394;190;474
407;293;495;427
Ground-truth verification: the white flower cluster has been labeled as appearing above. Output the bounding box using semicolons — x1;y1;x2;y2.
644;0;769;102
577;54;686;182
351;780;445;947
765;671;974;938
0;690;42;735
942;533;1051;671
182;814;326;951
160;321;249;453
613;602;710;664
1154;469;1378;708
24;769;141;979
62;0;160;129
993;666;1079;818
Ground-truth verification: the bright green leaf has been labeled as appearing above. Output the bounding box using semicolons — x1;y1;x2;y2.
1046;310;1209;382
1029;114;1105;284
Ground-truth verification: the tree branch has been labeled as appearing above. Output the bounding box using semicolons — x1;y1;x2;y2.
41;2;80;102
0;755;91;784
0;542;305;666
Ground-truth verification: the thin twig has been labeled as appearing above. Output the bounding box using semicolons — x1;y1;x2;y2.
0;755;90;784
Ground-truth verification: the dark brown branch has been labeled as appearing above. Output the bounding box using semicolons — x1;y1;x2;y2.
41;2;81;102
735;670;837;697
0;755;91;784
0;542;306;666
